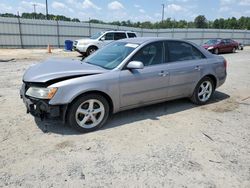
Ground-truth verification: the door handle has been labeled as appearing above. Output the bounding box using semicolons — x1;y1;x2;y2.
158;71;169;77
194;66;201;71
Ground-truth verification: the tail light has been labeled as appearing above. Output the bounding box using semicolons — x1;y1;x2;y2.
223;59;227;69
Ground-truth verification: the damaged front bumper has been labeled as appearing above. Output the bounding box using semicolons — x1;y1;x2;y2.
20;83;67;121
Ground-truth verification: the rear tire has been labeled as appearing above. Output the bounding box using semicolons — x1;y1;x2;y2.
190;77;215;105
67;94;109;133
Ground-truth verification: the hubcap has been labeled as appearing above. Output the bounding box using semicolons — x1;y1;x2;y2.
75;99;105;129
198;81;212;102
89;48;96;54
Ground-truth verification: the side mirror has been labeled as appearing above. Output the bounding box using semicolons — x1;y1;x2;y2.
127;61;144;69
100;37;105;41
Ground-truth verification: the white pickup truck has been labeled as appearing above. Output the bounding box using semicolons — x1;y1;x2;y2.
73;30;137;56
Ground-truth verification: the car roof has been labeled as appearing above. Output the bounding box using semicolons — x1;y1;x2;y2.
119;37;190;45
104;30;136;33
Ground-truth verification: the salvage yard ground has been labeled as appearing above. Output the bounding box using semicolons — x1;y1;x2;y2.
0;47;250;187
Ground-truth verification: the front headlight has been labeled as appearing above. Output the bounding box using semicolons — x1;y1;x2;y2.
207;46;214;50
26;87;57;99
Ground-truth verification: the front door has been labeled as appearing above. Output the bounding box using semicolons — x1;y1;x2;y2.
119;41;169;108
100;32;114;48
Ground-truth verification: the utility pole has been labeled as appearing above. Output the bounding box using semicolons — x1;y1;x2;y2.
46;0;48;19
32;4;37;19
161;4;165;23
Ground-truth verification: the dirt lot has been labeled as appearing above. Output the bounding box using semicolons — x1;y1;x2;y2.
0;47;250;188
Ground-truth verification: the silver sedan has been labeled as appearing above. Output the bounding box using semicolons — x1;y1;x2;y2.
20;38;227;132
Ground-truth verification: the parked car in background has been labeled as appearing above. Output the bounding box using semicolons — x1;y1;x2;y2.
73;30;137;56
202;38;238;54
20;38;227;133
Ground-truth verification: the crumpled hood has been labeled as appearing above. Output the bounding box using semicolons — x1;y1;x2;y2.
23;58;107;83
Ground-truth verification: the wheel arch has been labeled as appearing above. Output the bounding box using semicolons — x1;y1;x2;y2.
64;90;114;123
87;45;98;51
202;74;217;88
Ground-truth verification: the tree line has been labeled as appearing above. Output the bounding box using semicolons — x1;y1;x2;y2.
0;12;250;30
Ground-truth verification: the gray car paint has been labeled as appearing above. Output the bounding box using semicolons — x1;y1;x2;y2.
21;37;227;114
23;58;108;83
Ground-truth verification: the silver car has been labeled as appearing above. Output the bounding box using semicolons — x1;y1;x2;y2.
20;38;227;132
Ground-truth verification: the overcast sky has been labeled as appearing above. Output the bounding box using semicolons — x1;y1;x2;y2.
0;0;250;22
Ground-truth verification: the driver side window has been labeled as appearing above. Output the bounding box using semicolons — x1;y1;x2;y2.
104;33;114;40
130;42;163;66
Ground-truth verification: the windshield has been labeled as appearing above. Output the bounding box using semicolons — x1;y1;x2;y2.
83;42;139;70
90;32;103;39
205;39;221;45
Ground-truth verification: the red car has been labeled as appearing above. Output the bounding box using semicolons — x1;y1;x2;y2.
202;39;238;54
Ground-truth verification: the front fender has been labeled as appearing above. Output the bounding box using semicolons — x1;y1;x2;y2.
48;71;120;113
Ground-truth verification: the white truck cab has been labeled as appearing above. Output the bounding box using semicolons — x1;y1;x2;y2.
73;30;137;56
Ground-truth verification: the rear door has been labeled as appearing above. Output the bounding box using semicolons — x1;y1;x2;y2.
220;39;228;52
114;32;127;40
165;41;206;98
119;41;169;108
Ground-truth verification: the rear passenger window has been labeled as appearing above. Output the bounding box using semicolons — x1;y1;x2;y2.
114;33;127;40
127;33;136;38
166;41;205;62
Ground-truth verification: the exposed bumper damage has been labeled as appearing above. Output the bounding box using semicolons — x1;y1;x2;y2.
20;82;67;121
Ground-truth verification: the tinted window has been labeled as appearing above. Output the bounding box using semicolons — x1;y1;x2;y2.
225;39;233;44
166;41;205;62
221;39;226;44
204;39;220;45
128;33;136;38
131;42;163;66
104;33;114;40
114;32;127;40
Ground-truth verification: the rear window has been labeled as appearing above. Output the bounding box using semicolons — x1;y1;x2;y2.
166;41;205;62
127;33;136;38
114;32;127;40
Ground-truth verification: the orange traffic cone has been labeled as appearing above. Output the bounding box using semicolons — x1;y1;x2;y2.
47;44;52;53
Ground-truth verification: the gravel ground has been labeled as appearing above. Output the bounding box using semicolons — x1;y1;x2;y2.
0;48;250;188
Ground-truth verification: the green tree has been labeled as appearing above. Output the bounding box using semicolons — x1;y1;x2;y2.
194;15;208;28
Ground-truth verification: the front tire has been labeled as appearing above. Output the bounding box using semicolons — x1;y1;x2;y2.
232;47;236;53
67;94;109;133
86;46;98;56
214;48;219;55
190;77;215;105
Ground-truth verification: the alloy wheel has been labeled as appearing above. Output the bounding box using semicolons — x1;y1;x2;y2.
75;99;105;129
198;81;213;102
